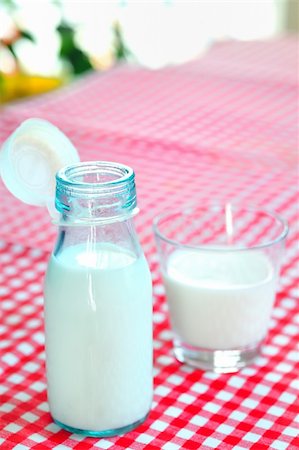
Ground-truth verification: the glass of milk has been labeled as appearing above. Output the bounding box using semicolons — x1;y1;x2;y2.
153;204;288;373
44;162;153;436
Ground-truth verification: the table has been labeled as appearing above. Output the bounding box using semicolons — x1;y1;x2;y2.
1;37;298;449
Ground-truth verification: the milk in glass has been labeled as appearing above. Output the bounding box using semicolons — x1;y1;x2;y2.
163;249;276;350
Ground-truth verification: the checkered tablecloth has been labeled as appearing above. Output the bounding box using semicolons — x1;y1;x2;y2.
1;37;298;449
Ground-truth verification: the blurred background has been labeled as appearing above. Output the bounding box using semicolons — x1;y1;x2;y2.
0;0;298;103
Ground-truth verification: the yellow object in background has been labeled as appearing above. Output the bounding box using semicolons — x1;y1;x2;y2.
0;73;63;104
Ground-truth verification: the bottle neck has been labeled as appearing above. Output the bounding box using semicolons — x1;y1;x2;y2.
55;161;138;225
54;216;142;258
56;207;139;227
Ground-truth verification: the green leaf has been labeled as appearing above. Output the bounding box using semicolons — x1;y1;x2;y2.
6;43;17;59
57;22;93;75
57;23;76;57
113;22;130;61
20;30;35;43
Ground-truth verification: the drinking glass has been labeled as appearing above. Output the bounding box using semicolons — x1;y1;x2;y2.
153;204;288;373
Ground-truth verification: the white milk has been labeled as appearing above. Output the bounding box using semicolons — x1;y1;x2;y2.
163;249;276;350
44;243;152;432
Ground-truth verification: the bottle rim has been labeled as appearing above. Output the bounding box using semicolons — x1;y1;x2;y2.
55;161;137;221
56;161;134;192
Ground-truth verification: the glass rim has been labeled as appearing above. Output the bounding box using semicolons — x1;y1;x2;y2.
153;204;289;252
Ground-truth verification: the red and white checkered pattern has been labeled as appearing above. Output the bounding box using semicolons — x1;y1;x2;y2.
1;37;298;449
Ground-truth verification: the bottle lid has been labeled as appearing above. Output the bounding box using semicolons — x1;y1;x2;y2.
0;118;80;206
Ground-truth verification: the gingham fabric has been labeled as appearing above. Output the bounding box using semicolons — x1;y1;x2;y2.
1;37;298;449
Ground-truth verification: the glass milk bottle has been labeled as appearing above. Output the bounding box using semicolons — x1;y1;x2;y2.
44;161;153;437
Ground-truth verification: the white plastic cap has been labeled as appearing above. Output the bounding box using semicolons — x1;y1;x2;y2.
0;118;80;206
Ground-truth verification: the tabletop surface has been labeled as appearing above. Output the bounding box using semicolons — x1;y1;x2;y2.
0;36;298;449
